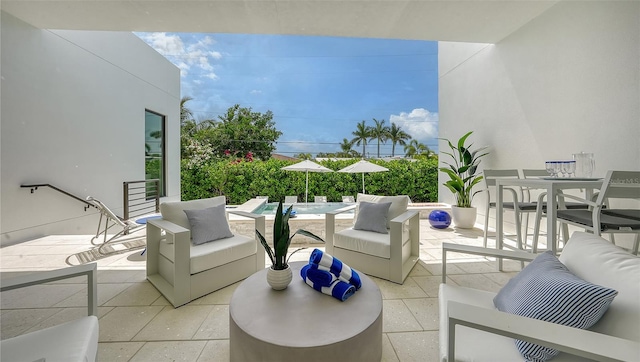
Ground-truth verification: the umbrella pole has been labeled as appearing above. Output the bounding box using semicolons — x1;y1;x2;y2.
362;173;365;194
305;170;309;203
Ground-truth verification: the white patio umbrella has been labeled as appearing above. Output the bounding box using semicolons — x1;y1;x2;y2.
338;160;389;194
281;160;333;203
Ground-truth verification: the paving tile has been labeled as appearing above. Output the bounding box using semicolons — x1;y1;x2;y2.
0;283;85;309
98;306;164;342
382;300;422;333
387;331;440;362
196;340;230;362
192;305;230;339
54;283;132;307
448;274;503;293
129;341;207;362
195;282;240;305
133;305;214;341
98;341;145;361
102;282;161;306
0;308;62;339
403;297;439;331
24;306;113;334
412;275;447;297
376;277;428;300
381;333;400;362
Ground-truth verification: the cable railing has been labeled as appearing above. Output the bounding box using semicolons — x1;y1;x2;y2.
21;183;96;211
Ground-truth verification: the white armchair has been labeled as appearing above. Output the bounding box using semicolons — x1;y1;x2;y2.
325;194;420;284
146;196;265;307
0;263;99;362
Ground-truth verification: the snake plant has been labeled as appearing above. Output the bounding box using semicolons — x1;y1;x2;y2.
256;201;324;270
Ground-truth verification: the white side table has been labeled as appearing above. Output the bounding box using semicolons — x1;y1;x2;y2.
229;261;383;361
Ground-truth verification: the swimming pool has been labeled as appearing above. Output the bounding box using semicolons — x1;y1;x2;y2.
252;202;354;215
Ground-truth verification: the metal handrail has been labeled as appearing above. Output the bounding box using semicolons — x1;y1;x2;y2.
21;183;96;211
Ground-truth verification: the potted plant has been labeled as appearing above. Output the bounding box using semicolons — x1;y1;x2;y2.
256;201;324;290
439;131;489;228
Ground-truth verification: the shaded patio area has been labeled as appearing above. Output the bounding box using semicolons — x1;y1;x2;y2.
0;219;528;361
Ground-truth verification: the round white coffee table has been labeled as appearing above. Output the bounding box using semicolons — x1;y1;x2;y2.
229;261;383;362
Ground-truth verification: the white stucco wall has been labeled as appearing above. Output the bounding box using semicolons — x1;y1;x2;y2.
1;11;181;245
438;1;640;225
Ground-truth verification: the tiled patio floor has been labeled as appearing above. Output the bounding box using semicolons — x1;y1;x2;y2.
0;220;530;361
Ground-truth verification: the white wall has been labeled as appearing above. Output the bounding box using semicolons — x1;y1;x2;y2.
438;1;640;222
1;12;181;245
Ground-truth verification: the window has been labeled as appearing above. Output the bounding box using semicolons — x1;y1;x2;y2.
145;110;166;197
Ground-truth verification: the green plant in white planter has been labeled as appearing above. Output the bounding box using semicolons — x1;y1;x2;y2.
256;201;324;289
439;131;488;228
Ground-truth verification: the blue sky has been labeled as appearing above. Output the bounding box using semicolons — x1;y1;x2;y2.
135;33;439;157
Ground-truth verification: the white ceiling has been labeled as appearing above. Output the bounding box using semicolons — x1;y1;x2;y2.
1;0;559;43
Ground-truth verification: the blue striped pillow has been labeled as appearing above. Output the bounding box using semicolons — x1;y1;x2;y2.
493;251;618;362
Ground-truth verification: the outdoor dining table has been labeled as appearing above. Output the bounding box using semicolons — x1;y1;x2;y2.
495;177;603;270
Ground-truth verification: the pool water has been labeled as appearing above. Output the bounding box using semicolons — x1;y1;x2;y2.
253;202;353;215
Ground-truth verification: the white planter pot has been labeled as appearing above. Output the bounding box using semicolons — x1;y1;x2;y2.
451;206;477;229
266;265;292;290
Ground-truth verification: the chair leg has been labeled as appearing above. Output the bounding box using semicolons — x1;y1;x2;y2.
633;234;639;255
483;205;490;248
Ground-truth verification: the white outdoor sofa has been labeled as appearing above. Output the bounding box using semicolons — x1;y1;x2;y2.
0;263;99;362
439;231;640;362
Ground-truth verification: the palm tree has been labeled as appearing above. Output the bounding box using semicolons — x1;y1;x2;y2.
404;139;430;158
339;138;354;157
369;118;390;158
351;120;372;158
180;96;194;125
388;122;412;157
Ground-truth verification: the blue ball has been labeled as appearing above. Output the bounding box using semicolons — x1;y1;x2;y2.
429;210;451;229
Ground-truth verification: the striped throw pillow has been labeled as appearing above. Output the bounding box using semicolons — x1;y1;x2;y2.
493;251;618;362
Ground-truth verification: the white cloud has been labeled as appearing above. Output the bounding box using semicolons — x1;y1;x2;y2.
138;32;184;56
137;32;223;79
250;90;263;95
389;108;438;141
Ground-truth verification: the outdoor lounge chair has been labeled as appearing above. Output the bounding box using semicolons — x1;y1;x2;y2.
342;195;355;203
86;196;149;253
314;196;327;203
285;196;299;204
326;194;420;284
146;196;265;307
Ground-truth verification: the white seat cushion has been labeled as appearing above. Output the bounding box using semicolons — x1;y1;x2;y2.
0;315;98;362
334;227;391;259
160;234;256;274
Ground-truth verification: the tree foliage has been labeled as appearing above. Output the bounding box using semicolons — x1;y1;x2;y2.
388;122;412;157
180;101;282;162
369;118;390;158
181;158;439;204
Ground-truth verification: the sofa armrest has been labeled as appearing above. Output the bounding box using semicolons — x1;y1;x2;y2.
390;209;419;225
1;263;98;316
447;301;639;362
325;204;357;254
227;210;266;270
442;243;536;283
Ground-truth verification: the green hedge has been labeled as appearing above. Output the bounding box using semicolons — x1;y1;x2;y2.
181;158;439;204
